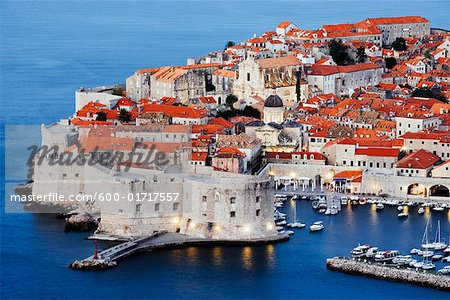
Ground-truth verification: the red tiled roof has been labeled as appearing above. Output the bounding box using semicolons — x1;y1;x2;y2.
396;149;440;169
355;147;399;157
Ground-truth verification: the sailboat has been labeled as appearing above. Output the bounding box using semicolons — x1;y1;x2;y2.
287;199;306;229
421;218;434;249
431;220;447;250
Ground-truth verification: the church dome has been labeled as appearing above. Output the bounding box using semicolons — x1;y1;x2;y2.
264;95;283;108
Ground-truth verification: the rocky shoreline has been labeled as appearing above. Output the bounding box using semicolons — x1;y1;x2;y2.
327;257;450;291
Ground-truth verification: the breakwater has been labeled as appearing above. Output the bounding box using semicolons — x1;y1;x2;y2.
327;258;450;291
70;232;290;270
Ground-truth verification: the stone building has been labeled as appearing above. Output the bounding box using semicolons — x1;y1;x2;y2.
233;56;304;102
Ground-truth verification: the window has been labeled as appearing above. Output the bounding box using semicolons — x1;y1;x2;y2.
256;209;261;217
155;203;160;211
173;203;179;211
136;204;142;213
230;197;236;204
202;196;207;202
256;196;260;203
247;73;250;81
230;211;236;217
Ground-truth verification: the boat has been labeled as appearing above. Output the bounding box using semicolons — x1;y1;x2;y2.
421;262;436;270
367;198;375;204
359;198;367;205
301;195;309;201
431;220;447;250
422;250;434;258
432;205;444;212
397;205;404;212
406;201;414;206
418;207;425;214
350;196;359;205
409;259;418;267
318;209;326;214
350;244;372;258
287;222;306;229
366;247;379;258
318;202;327;209
437;266;450;275
312;201;319;209
432;254;443;261
392;255;413;266
421;218;434;249
310;221;324;232
444;246;450;254
340;196;348;205
291;195;298;201
442;256;450;262
376;203;384;211
286;201;305;229
274;202;283;208
276;226;283;231
410;248;420;254
374;250;399;262
397;212;408;219
412;261;424;268
285;230;295;235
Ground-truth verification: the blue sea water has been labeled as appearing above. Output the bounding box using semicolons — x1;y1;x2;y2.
1;0;450;298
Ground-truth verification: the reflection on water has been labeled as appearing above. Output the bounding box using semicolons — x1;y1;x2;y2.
211;246;222;266
265;244;275;270
186;246;199;263
369;204;379;226
241;246;253;270
424;206;432;218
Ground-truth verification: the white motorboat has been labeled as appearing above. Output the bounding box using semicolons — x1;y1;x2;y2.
412;261;425;268
409;259;418;267
437;266;450;275
397;205;404;212
287;222;306;229
340;196;348;205
350;244;372;258
432;205;444;212
421;262;436;270
392;255;413;266
318;209;326;214
442;256;450;262
422;250;434;258
310;221;324;232
398;212;408;219
376;203;384;211
444;246;450;254
431;254;443;261
410;248;420;254
276;226;284;231
274;202;283;208
418;207;425;214
366;247;379;258
276;220;287;226
374;250;399;262
285;230;295;235
312;201;319;209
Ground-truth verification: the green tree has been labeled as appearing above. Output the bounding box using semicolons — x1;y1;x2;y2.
328;39;354;66
96;111;107;121
243;106;261;119
356;47;368;63
225;94;238;108
224;41;235;50
412;88;446;102
118;109;132;123
385;57;397;69
112;86;125;96
391;37;407;51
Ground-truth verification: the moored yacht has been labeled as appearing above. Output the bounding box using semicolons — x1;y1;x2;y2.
350;244;372;258
418;207;425;214
310;221;324;232
376;203;384;211
374;250;399;262
397;212;408;219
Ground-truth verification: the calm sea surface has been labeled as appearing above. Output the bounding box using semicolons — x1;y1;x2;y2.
1;0;450;298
